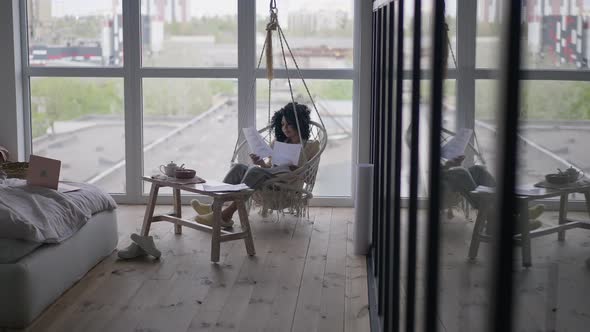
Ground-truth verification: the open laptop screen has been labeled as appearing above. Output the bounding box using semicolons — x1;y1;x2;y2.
26;155;61;190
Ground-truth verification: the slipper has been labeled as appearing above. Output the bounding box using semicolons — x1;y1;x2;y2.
195;212;234;228
130;233;162;259
190;199;213;215
117;242;148;259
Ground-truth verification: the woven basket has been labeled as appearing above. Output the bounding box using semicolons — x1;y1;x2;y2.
0;162;29;179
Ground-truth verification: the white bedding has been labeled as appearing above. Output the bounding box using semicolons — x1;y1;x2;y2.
0;178;117;243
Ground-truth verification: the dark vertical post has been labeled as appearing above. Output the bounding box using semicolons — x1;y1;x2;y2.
406;0;422;330
389;0;405;330
377;6;388;316
383;3;395;331
425;0;445;331
491;0;523;331
370;11;376;164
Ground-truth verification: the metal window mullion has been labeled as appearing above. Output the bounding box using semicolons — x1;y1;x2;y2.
491;0;524;331
456;0;477;131
25;67;125;77
255;68;354;80
140;67;238;78
19;0;32;158
238;0;256;141
123;0;143;200
474;69;590;81
401;69;458;80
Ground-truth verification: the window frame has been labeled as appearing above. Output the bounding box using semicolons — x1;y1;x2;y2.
19;0;356;205
395;0;590;210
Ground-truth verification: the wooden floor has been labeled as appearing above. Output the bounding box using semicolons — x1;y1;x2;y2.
19;206;370;332
429;209;590;332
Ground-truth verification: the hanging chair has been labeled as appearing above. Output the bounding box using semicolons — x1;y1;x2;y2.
230;0;328;220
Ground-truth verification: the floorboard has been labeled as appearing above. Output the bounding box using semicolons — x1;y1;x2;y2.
18;205;368;332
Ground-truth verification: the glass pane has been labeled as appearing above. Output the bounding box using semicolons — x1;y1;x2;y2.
27;0;123;67
446;0;457;69
513;80;590;331
142;78;238;194
141;0;237;67
477;80;589;190
255;0;353;69
256;79;353;197
30;77;125;193
477;0;590;69
401;1;456;70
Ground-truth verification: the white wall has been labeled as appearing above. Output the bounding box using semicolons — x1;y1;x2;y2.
0;0;25;161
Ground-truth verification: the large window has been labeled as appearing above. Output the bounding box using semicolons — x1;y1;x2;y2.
22;0;356;202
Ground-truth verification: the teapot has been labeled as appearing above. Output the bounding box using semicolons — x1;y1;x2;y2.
159;161;184;177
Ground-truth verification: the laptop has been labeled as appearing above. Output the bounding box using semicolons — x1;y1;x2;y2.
27;155;61;190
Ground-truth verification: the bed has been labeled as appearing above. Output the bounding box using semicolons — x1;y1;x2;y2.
0;179;118;328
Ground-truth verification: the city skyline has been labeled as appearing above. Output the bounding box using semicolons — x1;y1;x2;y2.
47;0;353;18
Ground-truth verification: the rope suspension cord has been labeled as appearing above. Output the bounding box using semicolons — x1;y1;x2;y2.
276;20;305;157
265;5;278;137
276;25;327;132
230;36;269;162
231;0;328;163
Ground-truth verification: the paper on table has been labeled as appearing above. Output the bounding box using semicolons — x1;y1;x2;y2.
441;128;474;160
243;127;273;158
474;185;543;196
271;141;302;166
201;183;250;192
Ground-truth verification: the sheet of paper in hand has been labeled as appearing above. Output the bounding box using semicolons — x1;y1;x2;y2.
271;141;302;167
441;128;474;160
243;127;273;159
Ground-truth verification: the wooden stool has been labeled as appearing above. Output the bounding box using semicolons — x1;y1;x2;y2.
141;176;256;263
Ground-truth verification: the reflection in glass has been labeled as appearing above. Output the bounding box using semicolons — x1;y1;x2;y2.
142;79;238;194
476;80;590;188
141;0;237;67
27;0;123;67
477;0;590;69
30;77;125;193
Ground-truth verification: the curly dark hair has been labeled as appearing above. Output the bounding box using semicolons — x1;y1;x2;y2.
270;102;312;142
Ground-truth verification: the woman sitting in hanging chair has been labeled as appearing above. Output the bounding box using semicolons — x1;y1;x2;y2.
191;102;320;228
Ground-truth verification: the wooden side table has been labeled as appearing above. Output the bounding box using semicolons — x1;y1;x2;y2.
468;184;590;267
141;176;256;263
